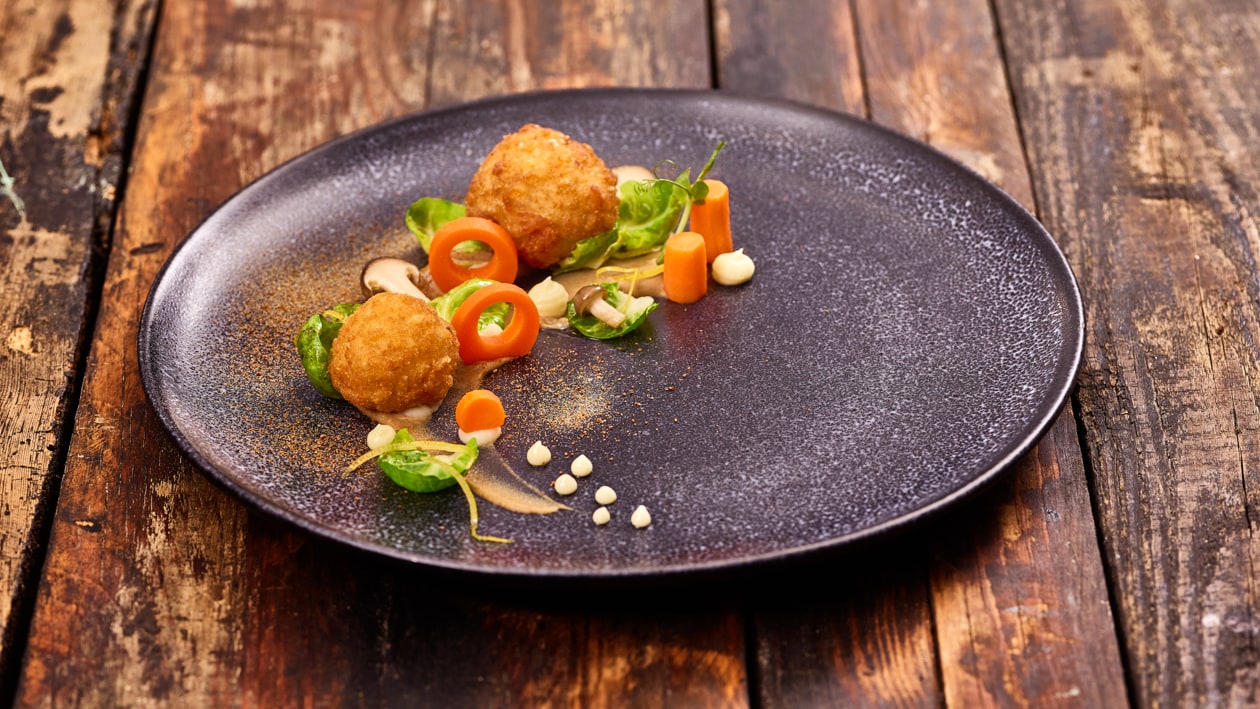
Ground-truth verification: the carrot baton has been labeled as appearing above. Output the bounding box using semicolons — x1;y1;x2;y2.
688;179;732;263
663;231;708;304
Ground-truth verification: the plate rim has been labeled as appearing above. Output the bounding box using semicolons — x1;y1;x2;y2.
138;86;1085;581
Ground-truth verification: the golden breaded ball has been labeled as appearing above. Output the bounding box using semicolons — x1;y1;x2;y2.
329;293;460;413
466;124;619;268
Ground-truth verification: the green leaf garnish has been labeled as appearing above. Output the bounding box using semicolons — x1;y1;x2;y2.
404;197;467;252
295;303;360;398
567;283;658;339
429;278;510;331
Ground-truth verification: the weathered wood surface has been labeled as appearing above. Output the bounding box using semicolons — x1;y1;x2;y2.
14;0;747;706
996;0;1260;705
0;0;155;700
5;0;1260;705
716;0;1129;706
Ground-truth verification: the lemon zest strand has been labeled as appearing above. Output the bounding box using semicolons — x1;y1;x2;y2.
428;457;512;544
345;439;468;473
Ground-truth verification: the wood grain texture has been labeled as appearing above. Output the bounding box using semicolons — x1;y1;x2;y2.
713;0;864;115
429;0;709;108
995;0;1260;704
0;0;155;698
850;0;1130;704
927;419;1127;707
714;2;942;705
751;553;940;708
17;0;743;706
718;0;1128;704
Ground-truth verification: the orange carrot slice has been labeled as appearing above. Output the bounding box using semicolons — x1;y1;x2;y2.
451;283;540;362
663;231;708;304
456;389;506;432
428;217;519;292
689;179;732;263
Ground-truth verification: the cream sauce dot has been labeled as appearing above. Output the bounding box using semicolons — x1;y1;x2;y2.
592;506;611;525
594;485;617;505
554;473;578;496
631;505;652;528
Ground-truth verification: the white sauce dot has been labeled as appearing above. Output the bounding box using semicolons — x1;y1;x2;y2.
366;424;396;450
459;426;501;445
528;277;570;318
712;248;755;286
630;505;652;528
554;473;578;496
592;506;611;525
594;485;617;505
527;440;552;466
571;454;593;477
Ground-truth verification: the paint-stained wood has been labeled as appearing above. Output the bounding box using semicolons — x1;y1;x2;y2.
0;0;155;697
995;0;1260;704
17;0;742;706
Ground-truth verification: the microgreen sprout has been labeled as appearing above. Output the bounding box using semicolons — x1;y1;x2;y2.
650;140;725;234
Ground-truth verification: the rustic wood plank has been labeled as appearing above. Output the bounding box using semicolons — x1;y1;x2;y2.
0;0;155;700
429;0;709;107
927;420;1128;707
750;550;940;708
714;0;865;115
718;0;1129;705
17;0;741;706
994;0;1260;704
714;3;942;706
850;0;1130;703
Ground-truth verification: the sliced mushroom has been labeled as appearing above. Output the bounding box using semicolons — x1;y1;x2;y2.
572;285;626;328
360;257;429;301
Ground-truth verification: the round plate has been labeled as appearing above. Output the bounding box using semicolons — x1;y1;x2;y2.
139;88;1082;581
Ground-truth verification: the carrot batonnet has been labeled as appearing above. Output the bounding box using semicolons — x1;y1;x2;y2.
663;231;708;304
456;389;506;432
451;283;540;363
429;216;519;292
688;179;732;264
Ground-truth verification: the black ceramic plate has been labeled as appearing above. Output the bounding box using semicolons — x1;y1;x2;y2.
139;89;1082;581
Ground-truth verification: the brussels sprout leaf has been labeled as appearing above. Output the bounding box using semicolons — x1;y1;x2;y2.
405;197;466;252
377;429;478;493
567;283;657;339
429;278;510;331
295;303;360;398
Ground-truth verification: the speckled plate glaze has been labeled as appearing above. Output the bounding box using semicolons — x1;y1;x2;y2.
139;89;1082;582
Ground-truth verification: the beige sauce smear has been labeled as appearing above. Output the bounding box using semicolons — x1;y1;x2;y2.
552;252;666;299
358;358;566;515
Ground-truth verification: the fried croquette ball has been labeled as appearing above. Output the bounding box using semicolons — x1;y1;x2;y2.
329;293;460;413
466;124;619;269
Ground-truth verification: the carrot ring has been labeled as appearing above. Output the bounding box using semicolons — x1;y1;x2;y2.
428;217;519;292
451;283;540;363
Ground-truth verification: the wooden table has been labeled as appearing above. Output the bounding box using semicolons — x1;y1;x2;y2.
3;0;1258;705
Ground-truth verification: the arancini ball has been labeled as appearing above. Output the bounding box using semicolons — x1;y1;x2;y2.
466;124;619;269
328;293;460;413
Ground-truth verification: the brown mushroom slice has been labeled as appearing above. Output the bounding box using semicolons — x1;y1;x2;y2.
572;285;626;328
360;257;429;301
